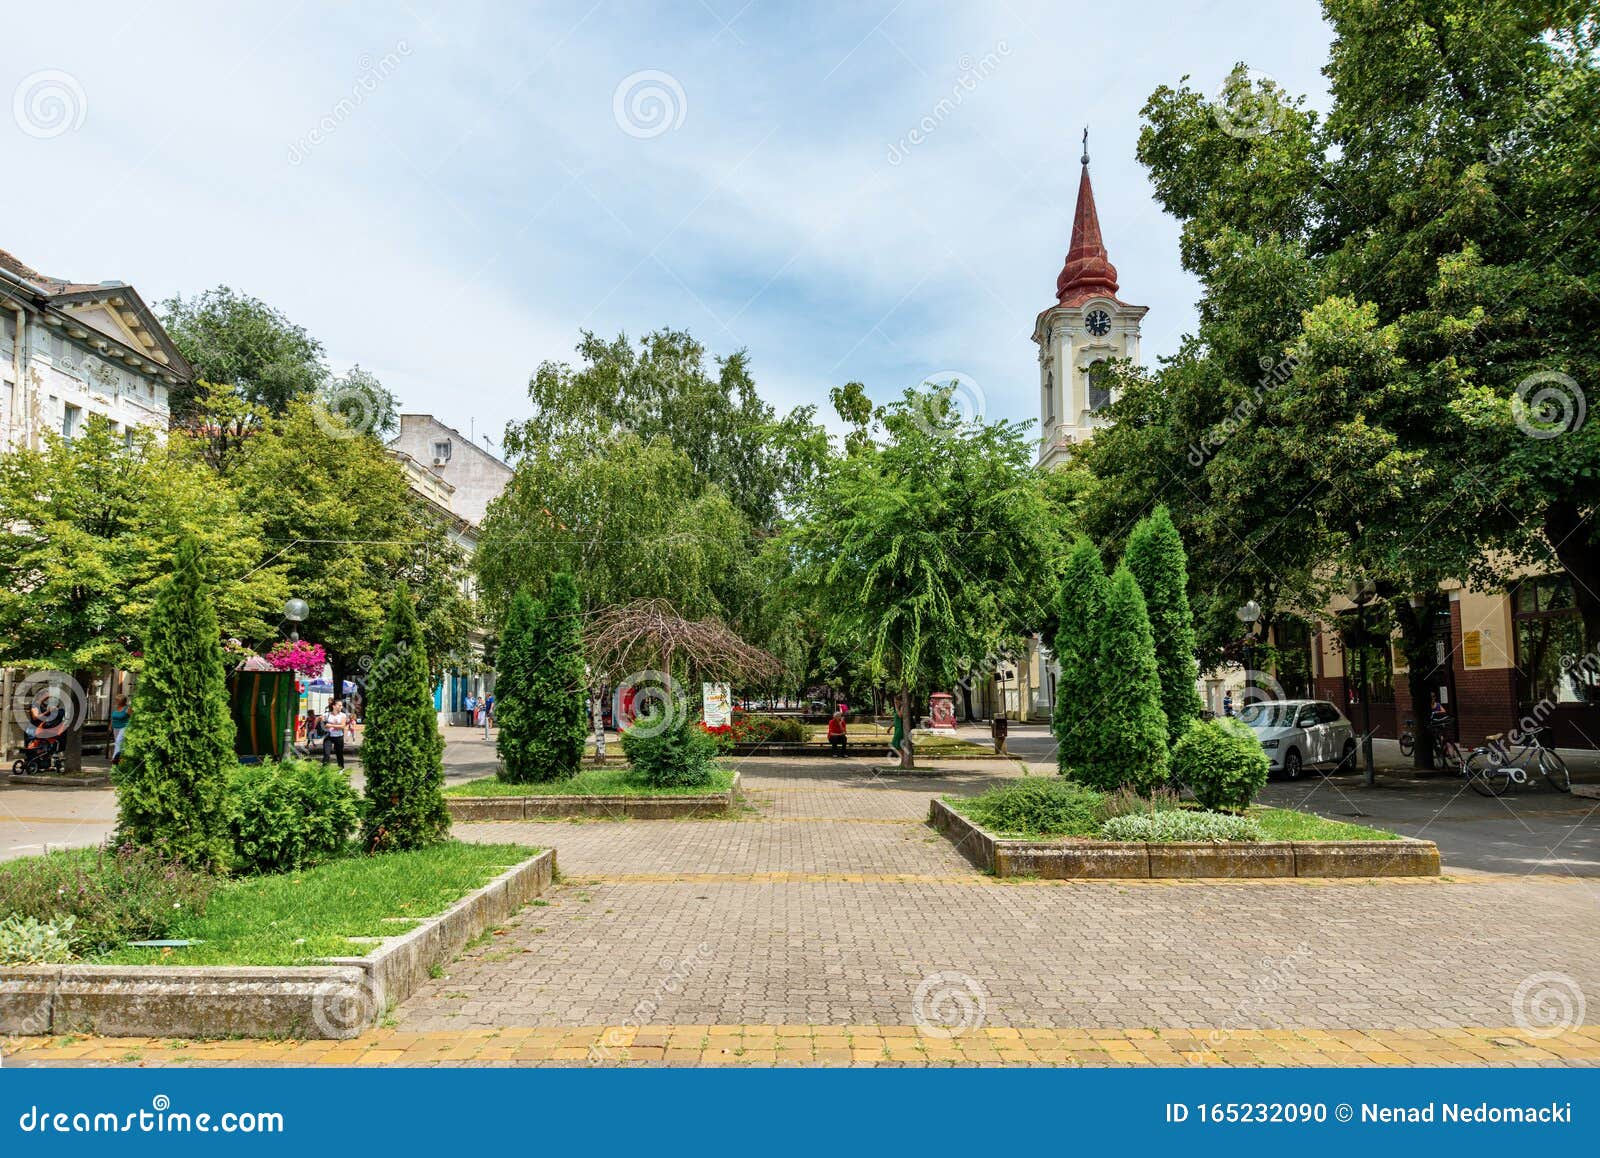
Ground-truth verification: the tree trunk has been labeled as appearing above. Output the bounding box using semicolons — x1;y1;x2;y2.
897;688;915;769
330;654;349;710
1545;502;1600;655
62;667;95;773
1392;595;1447;770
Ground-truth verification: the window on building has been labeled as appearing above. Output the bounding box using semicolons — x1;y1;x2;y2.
1513;574;1596;704
432;439;452;463
62;403;81;441
1339;607;1394;705
1087;361;1111;412
1043;371;1053;421
1272;617;1314;698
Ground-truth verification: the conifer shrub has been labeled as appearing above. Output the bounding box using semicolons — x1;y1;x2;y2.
228;758;361;873
621;708;719;787
1070;565;1169;794
112;536;235;870
361;584;450;851
1051;536;1109;778
1123;506;1204;747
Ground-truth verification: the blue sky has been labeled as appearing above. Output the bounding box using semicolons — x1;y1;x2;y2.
6;1;1334;451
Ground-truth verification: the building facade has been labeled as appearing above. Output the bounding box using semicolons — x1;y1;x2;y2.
0;249;189;451
387;414;513;725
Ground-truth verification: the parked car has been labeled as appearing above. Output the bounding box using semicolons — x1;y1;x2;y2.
1237;699;1357;780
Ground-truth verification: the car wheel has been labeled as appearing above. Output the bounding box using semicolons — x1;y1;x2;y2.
1283;748;1303;780
1339;739;1357;771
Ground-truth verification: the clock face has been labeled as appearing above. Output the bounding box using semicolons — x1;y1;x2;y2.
1086;309;1111;337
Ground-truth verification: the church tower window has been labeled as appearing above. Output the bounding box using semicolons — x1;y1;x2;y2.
1088;361;1111;413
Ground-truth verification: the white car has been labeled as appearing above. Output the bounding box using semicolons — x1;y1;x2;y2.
1236;699;1357;780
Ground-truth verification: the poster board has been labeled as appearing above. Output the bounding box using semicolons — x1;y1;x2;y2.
702;682;732;728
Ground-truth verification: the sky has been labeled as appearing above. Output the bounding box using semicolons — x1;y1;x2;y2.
5;1;1335;453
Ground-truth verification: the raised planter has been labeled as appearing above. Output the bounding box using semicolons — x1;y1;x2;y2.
0;849;554;1040
2;772;112;788
446;773;740;822
929;799;1440;879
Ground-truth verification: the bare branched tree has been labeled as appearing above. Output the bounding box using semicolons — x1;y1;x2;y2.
584;598;781;682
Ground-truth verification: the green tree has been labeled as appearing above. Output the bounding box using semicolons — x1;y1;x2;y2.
787;386;1064;767
1077;566;1169;793
0;418;284;769
476;433;750;623
361;583;450;852
229;400;476;694
1050;537;1109;778
502;329;826;531
1123;506;1204;746
159;286;329;425
323;364;399;441
113;537;235;871
1099;2;1600;767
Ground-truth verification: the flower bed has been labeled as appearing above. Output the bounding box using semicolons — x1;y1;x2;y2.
444;768;740;820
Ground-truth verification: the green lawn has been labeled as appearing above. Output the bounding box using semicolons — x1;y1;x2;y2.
944;787;1400;842
96;842;539;966
445;766;737;797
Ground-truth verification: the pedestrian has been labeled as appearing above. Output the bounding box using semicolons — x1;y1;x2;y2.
990;712;1008;755
110;695;130;763
464;693;476;727
1222;689;1235;718
485;692;495;725
826;706;848;754
321;699;350;769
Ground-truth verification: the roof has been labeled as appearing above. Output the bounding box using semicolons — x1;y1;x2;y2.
1054;161;1123;307
0;246;193;381
392;413;513;474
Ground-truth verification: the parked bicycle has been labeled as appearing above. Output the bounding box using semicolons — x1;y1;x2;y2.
1462;725;1572;796
1399;715;1468;767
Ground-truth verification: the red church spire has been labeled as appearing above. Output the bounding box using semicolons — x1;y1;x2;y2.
1054;130;1120;306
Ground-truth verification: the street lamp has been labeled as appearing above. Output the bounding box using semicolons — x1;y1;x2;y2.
281;597;309;758
283;598;309;641
1235;600;1262;699
1345;580;1378;787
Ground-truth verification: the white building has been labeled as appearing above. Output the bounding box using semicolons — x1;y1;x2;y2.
0;249;190;450
387;414;513;724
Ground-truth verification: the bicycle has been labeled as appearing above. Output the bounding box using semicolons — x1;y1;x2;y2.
1462;725;1572;796
1413;716;1508;798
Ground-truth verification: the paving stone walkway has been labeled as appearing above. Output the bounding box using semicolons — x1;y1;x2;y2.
6;752;1598;1067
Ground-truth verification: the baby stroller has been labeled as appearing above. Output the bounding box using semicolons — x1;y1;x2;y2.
12;731;65;775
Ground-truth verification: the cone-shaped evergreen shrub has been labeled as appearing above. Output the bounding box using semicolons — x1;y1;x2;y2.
1075;565;1169;793
113;536;235;871
361;583;449;851
1124;506;1204;747
494;588;542;782
502;572;586;782
1051;536;1109;778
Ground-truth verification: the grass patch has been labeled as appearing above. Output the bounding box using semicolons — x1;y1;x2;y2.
95;842;538;966
1250;807;1399;841
445;766;736;797
945;779;1400;842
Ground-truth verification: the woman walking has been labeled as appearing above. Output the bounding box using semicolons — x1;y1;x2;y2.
321;699;351;769
110;695;130;764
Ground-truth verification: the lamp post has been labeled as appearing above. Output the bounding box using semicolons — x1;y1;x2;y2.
282;598;308;758
1346;580;1378;786
1235;599;1262;703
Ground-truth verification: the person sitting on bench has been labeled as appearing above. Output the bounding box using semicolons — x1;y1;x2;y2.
827;707;848;754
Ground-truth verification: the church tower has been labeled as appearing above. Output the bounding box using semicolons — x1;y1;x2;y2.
1033;134;1147;467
